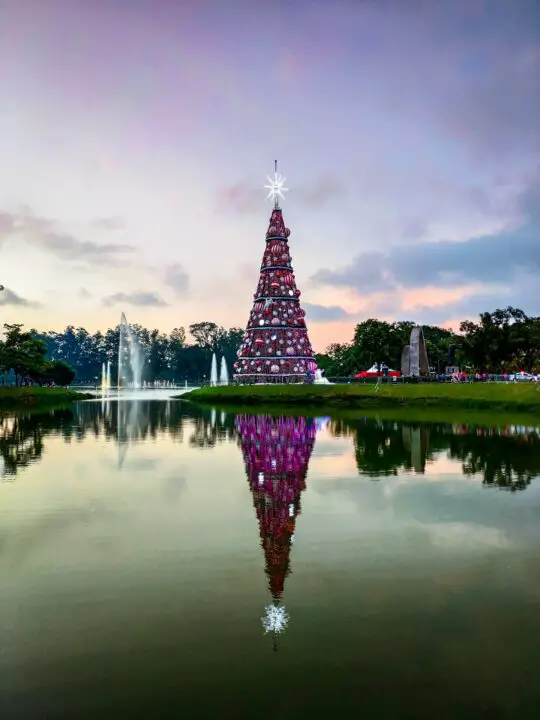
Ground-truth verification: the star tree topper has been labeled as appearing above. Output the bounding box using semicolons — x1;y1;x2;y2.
264;160;288;207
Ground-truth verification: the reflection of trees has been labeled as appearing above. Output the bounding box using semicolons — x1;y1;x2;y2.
350;420;437;477
188;409;237;448
0;403;238;477
446;433;540;492
0;410;74;477
2;403;539;495
329;417;540;491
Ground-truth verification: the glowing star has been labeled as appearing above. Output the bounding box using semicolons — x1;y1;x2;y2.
262;604;289;635
264;172;289;204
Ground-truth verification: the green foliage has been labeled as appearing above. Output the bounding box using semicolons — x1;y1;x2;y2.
46;360;76;386
460;307;540;372
27;321;245;384
0;324;50;385
320;307;539;376
4;305;538;385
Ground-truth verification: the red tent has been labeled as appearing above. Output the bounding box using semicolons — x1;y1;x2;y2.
354;364;401;379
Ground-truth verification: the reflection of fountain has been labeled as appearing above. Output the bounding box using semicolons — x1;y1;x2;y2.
116;400;149;469
315;416;331;432
210;353;218;386
236;414;316;650
101;361;112;392
314;368;331;384
220;357;229;386
118;312;144;389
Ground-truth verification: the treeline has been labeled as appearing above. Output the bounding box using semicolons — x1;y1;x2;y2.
0;325;76;386
20;321;244;385
315;307;540;376
1;306;538;386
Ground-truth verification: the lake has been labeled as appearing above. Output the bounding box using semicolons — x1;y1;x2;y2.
1;399;540;718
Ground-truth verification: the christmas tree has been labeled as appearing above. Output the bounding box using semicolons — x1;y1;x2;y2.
236;413;317;649
233;164;317;384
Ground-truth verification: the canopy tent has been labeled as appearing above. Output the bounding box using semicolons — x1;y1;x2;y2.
354;364;401;379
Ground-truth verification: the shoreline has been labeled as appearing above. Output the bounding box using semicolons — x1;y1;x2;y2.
179;383;540;413
0;387;93;411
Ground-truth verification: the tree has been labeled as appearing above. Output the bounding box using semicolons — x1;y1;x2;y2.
189;322;222;350
0;324;48;385
216;327;245;370
351;319;413;371
318;343;356;376
46;360;76;386
460;306;534;372
148;328;169;379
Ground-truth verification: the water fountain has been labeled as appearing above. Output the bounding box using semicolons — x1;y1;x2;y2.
118;312;144;389
210;353;218;386
220;357;229;386
314;368;331;385
101;360;112;392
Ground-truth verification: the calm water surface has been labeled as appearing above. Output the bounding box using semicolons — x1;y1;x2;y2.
1;400;540;718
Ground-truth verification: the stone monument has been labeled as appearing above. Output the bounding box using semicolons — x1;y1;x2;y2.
402;326;429;377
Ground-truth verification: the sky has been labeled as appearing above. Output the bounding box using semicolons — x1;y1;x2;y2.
0;0;538;351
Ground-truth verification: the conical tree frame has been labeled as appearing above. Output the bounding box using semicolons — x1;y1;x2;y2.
233;205;317;383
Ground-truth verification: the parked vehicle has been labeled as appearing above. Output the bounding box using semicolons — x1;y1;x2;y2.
510;372;538;382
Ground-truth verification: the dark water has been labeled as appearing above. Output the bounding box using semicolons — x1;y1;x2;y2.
1;400;540;719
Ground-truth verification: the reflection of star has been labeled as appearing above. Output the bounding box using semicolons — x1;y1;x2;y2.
264;172;288;204
262;604;289;634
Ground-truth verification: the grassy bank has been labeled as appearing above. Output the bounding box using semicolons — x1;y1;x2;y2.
181;382;540;413
0;386;93;410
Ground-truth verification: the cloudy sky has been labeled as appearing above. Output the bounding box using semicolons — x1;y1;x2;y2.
0;0;538;350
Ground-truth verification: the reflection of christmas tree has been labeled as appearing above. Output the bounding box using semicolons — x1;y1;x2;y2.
236;414;316;649
233;164;316;383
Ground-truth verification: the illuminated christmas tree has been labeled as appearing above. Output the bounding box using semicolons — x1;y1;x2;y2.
233;164;317;383
236;414;316;649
